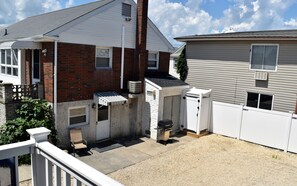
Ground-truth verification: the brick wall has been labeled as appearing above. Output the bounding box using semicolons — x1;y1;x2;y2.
38;42;170;103
25;50;32;85
158;52;170;74
41;43;54;103
56;43;137;102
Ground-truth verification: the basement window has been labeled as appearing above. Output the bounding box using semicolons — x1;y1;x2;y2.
69;106;88;126
250;44;278;71
148;52;159;70
246;92;273;110
95;47;112;69
122;3;131;17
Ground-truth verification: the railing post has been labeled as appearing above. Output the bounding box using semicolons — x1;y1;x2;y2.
27;127;51;186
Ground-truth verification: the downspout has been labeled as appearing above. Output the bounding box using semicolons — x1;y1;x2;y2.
120;25;125;89
54;40;58;127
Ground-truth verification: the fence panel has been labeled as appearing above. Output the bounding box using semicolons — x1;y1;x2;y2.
211;101;242;138
240;107;291;150
288;115;297;153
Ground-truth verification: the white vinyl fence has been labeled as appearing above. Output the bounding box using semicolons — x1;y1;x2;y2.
211;101;297;153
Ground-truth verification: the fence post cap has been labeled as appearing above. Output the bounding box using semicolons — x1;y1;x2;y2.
27;127;51;142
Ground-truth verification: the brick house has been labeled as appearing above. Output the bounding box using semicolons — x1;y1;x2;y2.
0;0;178;146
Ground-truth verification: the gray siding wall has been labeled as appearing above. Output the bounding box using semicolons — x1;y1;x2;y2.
186;40;297;113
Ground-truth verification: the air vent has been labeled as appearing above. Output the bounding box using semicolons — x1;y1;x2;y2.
128;81;142;94
254;71;268;81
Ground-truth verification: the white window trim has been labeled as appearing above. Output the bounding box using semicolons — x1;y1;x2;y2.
68;106;89;127
0;49;19;77
95;47;112;69
148;51;159;70
245;91;274;110
249;43;279;72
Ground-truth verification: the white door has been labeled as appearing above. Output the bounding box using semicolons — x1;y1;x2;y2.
96;105;110;141
186;96;199;132
32;50;40;84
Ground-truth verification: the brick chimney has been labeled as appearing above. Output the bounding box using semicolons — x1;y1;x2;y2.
135;0;148;82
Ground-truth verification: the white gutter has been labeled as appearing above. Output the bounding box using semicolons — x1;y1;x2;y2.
54;40;58;128
120;25;125;89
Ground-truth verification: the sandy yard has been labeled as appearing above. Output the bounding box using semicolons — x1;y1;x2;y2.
109;134;297;186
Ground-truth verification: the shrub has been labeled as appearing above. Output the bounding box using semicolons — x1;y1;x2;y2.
176;47;188;81
0;98;57;164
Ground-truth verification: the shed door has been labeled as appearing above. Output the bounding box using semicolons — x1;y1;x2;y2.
163;95;181;132
186;96;199;132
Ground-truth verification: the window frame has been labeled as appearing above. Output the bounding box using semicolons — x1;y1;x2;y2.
249;43;279;72
148;51;159;70
68;106;89;127
246;92;274;110
0;49;19;77
95;47;112;69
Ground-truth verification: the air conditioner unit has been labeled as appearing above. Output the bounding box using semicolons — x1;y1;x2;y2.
254;71;268;81
128;81;142;94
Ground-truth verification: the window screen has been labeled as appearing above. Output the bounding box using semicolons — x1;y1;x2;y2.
251;45;278;71
96;48;111;68
69;107;87;125
122;3;131;17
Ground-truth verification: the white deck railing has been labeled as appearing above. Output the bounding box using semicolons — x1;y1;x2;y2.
0;127;123;186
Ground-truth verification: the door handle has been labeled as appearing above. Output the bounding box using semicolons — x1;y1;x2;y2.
243;108;249;111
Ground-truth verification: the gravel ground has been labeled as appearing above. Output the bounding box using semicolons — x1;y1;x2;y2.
109;134;297;186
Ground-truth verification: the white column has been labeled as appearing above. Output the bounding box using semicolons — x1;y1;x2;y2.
27;127;51;186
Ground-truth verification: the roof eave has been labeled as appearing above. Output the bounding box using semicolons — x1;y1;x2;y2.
175;37;297;42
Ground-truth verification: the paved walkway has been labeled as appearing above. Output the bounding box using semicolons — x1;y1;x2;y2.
18;134;196;182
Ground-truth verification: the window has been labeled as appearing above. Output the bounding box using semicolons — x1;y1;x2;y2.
0;49;18;76
69;107;88;126
95;47;112;69
32;50;40;80
122;3;131;17
246;92;273;110
98;105;108;122
148;52;159;70
250;44;278;71
173;57;178;69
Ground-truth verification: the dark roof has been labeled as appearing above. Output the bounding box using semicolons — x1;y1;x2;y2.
0;0;114;41
175;29;297;41
145;73;188;88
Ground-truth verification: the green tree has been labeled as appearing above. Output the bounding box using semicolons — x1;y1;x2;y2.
176;47;188;81
0;98;57;146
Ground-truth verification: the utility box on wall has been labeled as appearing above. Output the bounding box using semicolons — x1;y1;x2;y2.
181;88;212;134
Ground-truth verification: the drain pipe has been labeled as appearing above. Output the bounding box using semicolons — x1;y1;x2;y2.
54;40;58;127
120;25;125;89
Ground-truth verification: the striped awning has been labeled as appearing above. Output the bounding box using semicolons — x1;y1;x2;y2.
94;92;127;106
0;41;42;49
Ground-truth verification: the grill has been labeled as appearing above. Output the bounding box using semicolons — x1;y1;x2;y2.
157;119;173;143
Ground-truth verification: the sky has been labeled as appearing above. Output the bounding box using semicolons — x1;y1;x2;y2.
0;0;297;46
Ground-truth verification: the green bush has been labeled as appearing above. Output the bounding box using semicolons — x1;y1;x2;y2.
0;98;57;164
176;47;188;81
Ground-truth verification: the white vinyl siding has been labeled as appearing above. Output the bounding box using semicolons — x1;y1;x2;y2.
186;40;297;113
95;47;112;69
250;44;279;71
0;49;18;76
58;1;172;52
69;106;89;126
